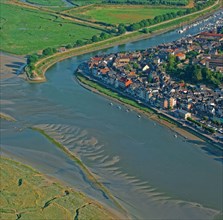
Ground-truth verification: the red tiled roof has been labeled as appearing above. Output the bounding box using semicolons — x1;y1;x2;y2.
175;52;185;57
179;82;185;87
119;77;133;87
100;68;109;74
92;57;102;62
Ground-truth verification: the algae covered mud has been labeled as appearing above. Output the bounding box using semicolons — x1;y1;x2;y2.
1;11;223;220
0;157;118;220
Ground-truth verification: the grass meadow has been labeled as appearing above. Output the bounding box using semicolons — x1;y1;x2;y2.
67;5;183;24
0;3;103;54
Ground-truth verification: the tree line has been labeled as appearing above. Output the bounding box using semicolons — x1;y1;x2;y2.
114;0;217;34
103;0;188;6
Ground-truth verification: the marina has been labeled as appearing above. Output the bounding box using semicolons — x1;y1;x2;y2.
177;10;223;34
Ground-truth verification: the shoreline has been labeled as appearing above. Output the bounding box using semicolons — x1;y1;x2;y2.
74;72;201;142
75;71;223;150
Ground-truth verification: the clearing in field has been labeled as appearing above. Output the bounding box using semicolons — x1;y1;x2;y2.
67;5;184;25
0;2;104;54
0;157;115;220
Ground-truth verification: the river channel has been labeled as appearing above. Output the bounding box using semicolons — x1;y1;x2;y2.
1;11;223;219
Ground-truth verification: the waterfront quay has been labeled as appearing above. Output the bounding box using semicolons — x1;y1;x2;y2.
77;28;223;147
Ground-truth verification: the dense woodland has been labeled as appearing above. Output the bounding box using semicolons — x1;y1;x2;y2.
166;53;223;88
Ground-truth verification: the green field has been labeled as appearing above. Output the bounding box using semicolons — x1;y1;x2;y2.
0;157;115;220
67;5;183;24
0;3;104;54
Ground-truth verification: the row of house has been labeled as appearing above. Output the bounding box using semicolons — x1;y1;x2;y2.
82;29;223;135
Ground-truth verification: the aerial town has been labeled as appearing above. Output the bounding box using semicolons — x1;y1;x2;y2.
79;27;223;144
2;0;223;219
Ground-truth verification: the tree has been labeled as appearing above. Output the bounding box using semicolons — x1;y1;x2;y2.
118;24;126;34
194;69;203;81
29;63;35;71
92;35;99;42
196;69;202;81
42;47;54;56
186;51;198;59
140;19;149;27
27;54;38;64
192;66;202;82
167;54;176;72
142;28;149;34
75;40;84;46
125;64;131;71
52;48;57;53
177;11;184;16
66;44;72;49
132;62;139;69
100;32;109;40
128;23;141;31
202;67;211;81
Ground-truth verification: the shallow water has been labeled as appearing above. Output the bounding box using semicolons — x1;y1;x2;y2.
1;11;223;219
